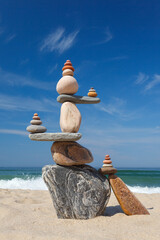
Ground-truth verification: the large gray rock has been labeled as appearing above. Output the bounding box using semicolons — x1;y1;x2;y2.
57;94;101;104
42;164;111;219
29;132;82;141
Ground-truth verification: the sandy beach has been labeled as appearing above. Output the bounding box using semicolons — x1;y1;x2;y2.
0;189;159;240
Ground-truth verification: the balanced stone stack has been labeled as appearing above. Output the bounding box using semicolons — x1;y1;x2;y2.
26;113;47;133
26;59;150;219
26;60;111;219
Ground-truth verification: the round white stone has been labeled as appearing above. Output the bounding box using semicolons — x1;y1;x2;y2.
56;76;78;95
62;69;74;76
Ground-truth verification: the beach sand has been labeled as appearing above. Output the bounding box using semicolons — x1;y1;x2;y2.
0;189;159;240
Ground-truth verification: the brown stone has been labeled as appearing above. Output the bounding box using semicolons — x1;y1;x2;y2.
99;167;117;175
51;141;93;166
109;175;150;215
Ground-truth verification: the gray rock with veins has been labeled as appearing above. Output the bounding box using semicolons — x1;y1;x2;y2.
42;164;111;219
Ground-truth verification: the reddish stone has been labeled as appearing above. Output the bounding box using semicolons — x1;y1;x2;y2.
103;160;112;164
64;61;72;66
99;167;117;175
34;113;38;116
105;157;111;160
62;65;74;72
109;175;150;215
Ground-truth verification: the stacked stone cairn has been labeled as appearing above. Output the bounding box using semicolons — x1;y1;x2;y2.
99;155;149;215
26;113;47;133
26;60;111;219
26;60;149;219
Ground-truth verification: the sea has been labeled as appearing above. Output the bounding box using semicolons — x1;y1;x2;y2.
0;167;160;194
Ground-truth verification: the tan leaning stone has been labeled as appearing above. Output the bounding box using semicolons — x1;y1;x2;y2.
51;141;93;166
60;102;81;133
109;174;150;215
56;75;78;95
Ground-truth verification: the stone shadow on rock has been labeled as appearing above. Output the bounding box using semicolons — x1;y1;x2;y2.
104;205;124;217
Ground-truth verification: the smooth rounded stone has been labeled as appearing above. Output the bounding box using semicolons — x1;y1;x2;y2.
42;164;111;219
60;102;81;133
33;116;40;120
30;120;42;125
103;164;113;167
57;94;101;104
88;87;98;97
99;167;117;175
29;132;82;141
88;91;97;97
56;76;78;95
103;160;112;164
51;141;93;166
62;69;74;76
26;125;47;133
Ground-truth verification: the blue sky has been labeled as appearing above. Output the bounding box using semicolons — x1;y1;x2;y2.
0;0;160;168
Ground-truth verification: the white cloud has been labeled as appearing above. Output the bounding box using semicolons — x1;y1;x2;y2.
48;63;58;75
135;72;149;85
0;69;55;90
0;94;58;112
145;74;160;91
5;34;16;43
95;97;137;120
95;27;113;45
40;27;79;54
0;129;27;136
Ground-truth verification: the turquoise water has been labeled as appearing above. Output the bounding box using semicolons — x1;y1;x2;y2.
0;167;160;193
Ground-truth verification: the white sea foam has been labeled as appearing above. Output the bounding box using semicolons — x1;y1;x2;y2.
0;177;160;193
0;177;47;190
127;185;160;194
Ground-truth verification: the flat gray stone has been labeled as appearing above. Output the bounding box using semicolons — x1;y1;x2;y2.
26;125;47;133
42;164;111;219
29;132;82;141
57;94;100;104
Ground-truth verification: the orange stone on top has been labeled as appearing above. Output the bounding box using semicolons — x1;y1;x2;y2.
62;60;74;72
64;60;72;66
34;113;38;116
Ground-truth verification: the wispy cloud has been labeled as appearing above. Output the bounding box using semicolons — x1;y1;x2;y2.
0;94;58;112
135;72;149;85
135;73;160;92
48;63;58;75
145;74;160;91
0;129;27;136
95;27;113;45
5;34;16;43
40;27;79;54
95;97;139;120
0;68;55;90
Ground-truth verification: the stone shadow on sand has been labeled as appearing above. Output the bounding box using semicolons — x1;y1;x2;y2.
104;205;124;217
